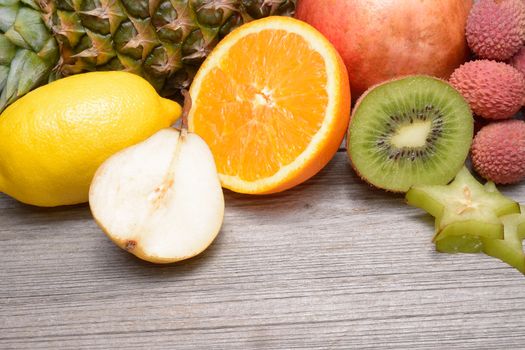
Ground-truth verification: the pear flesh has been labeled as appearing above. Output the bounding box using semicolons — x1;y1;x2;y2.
89;128;224;263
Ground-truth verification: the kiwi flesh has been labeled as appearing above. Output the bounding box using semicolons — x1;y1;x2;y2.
347;75;474;192
406;167;521;253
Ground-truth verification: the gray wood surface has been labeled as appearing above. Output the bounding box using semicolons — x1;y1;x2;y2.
1;152;525;349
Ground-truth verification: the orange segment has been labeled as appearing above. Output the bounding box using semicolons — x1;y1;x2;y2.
189;16;351;194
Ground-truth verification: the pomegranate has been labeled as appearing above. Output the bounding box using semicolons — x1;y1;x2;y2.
296;0;473;100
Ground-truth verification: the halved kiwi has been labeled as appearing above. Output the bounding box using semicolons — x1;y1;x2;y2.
347;75;474;192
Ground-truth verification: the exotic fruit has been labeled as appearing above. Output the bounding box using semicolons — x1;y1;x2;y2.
449;60;525;120
406;167;520;254
466;0;525;61
0;0;296;112
471;120;525;184
296;0;472;99
347;75;474;193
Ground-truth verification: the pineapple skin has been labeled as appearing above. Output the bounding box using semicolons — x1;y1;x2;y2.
0;0;59;112
41;0;297;95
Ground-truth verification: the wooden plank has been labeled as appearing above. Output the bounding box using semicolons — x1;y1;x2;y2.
1;152;525;349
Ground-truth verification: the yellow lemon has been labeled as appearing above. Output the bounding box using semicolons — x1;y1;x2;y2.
0;72;181;207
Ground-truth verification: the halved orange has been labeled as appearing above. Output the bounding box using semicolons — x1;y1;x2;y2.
188;16;351;194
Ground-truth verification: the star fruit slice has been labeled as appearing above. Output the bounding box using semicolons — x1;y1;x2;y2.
435;182;520;253
481;206;525;274
406;167;520;253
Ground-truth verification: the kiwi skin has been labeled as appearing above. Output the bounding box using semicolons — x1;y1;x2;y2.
346;78;383;190
346;75;474;193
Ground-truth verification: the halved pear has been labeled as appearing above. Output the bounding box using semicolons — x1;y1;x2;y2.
89;128;224;263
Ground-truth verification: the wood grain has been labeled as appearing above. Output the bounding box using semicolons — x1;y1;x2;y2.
1;152;525;349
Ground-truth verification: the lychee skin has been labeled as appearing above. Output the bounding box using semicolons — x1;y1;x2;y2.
466;0;525;61
449;60;525;120
471;120;525;184
509;46;525;77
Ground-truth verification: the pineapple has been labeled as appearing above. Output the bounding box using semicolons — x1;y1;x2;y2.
0;0;296;112
0;0;59;111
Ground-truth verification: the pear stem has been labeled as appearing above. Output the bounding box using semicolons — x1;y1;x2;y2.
180;89;192;138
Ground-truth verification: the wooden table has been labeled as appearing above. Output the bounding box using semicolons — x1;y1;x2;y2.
1;152;524;349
